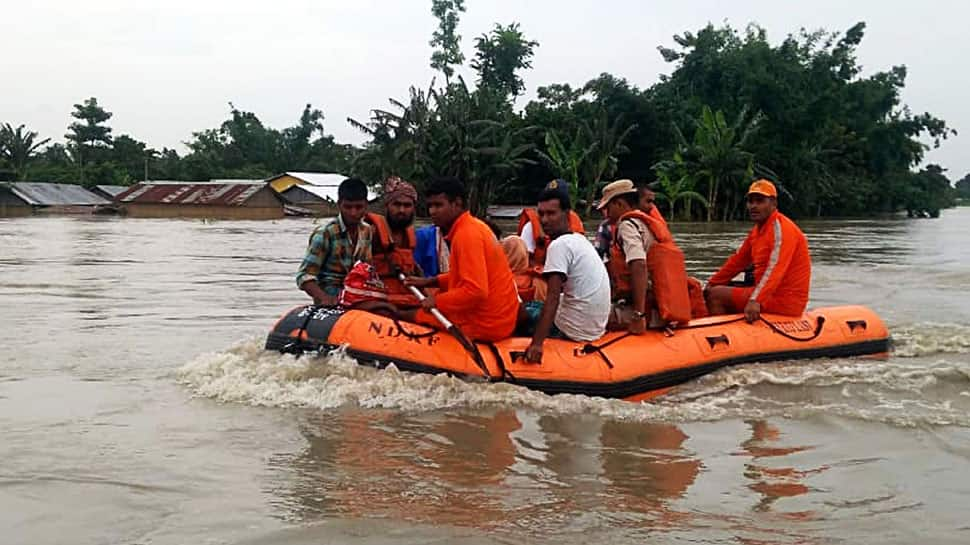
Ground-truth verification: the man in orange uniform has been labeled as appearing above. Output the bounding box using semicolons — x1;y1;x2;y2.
402;176;519;342
705;180;811;322
363;176;422;308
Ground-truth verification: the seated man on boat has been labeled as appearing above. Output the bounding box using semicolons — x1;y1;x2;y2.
705;179;811;322
295;177;373;306
637;181;668;227
517;179;586;268
599;179;692;334
363;176;422;308
401;176;520;342
524;184;611;362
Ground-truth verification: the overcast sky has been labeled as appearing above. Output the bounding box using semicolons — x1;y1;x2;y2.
2;0;966;178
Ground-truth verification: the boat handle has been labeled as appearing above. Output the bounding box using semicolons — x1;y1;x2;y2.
846;320;867;332
706;334;730;349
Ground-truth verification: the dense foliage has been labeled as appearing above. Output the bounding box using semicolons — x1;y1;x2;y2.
0;5;960;219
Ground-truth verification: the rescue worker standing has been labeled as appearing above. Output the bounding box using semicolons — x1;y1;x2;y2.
364;176;422;308
598;179;692;334
705;180;811;322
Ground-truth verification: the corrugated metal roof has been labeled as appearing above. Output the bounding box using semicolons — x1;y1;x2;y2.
277;172;349;186
94;185;128;197
115;182;272;206
207;179;265;185
6;182;109;206
281;180;378;202
285;184;339;202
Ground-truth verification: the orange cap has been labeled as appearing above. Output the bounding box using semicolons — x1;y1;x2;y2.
746;179;777;198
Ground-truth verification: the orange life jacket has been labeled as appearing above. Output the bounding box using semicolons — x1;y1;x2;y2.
607;209;692;325
686;276;709;319
365;212;420;307
517;208;585;266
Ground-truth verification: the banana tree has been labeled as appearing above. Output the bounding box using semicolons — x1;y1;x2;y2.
653;152;709;220
535;127;596;206
580;109;637;215
683;105;763;221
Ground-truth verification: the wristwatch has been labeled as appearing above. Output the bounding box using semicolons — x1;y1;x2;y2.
631;310;646;320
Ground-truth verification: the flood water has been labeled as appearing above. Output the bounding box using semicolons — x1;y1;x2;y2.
2;208;969;544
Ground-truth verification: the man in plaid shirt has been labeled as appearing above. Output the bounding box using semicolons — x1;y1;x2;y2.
296;178;373;306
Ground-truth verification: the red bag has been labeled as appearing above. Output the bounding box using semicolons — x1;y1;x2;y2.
339;261;388;308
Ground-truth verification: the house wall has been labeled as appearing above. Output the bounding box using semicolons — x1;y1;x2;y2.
246;187;286;208
0;203;32;217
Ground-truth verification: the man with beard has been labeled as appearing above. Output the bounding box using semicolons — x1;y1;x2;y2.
364;176;423;308
705;180;811;322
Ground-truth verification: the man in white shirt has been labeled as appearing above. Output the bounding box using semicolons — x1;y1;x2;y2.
525;185;611;363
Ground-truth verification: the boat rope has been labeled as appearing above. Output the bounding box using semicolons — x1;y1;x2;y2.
282;304;319;355
759;315;826;342
484;343;514;382
575;314;826;367
391;317;439;340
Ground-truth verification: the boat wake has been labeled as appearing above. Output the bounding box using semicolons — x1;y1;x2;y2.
176;322;970;427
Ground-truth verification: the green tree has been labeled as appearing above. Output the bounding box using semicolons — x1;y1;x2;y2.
580;108;637;215
956;173;970;201
0;123;51;180
429;0;466;81
471;23;539;99
535;127;596;205
652;152;709;220
675;105;762;221
110;134;154;183
65;97;113;182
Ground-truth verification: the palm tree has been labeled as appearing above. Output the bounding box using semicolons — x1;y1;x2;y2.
0;123;51;180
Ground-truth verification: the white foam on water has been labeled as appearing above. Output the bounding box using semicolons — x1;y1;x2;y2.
177;328;970;428
891;323;970;357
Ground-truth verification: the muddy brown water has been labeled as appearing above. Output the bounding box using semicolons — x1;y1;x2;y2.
2;209;969;544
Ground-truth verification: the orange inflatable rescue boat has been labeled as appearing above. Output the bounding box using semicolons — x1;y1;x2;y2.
265;306;890;401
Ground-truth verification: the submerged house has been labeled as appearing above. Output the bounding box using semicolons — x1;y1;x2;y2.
267;172;378;216
0;182;109;216
90;185;129;201
114;181;285;219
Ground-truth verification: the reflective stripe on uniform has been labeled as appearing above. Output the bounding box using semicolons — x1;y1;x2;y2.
750;218;782;302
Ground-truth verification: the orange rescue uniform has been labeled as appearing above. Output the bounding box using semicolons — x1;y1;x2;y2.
415;211;519;341
708;209;811;316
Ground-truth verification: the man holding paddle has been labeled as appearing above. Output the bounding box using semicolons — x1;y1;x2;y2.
401;176;519;342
